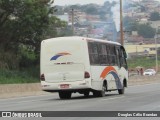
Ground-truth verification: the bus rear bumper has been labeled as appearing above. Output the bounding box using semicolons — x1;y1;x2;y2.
41;81;91;92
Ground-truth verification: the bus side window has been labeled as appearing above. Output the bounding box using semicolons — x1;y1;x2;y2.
113;45;117;65
116;46;121;68
99;44;108;65
120;47;128;69
88;42;99;65
107;45;112;65
106;45;111;65
109;45;116;66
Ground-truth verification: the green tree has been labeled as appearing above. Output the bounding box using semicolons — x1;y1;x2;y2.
99;11;107;21
150;12;160;21
123;16;138;31
123;16;156;38
0;0;66;52
158;28;160;34
85;6;98;15
138;24;155;38
0;0;66;69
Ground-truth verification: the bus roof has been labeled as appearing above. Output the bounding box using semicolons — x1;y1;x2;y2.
42;36;121;46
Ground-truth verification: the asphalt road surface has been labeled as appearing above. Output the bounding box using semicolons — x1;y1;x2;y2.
0;83;160;120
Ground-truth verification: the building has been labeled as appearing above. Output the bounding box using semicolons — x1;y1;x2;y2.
68;10;87;24
124;44;160;57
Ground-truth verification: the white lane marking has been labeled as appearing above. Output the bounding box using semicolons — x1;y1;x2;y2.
100;96;125;101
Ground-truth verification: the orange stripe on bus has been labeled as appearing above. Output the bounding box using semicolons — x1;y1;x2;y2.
56;52;71;55
100;66;117;79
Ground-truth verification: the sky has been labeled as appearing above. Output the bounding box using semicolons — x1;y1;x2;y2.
54;0;160;6
54;0;113;6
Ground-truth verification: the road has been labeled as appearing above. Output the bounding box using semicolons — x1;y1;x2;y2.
0;83;160;119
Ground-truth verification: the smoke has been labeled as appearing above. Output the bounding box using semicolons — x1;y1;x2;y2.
111;1;120;31
105;0;126;31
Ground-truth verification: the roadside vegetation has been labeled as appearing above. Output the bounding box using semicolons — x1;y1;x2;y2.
0;49;39;84
127;56;160;70
0;67;39;84
0;0;66;84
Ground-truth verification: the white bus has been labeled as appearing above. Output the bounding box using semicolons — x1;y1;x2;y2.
40;36;128;99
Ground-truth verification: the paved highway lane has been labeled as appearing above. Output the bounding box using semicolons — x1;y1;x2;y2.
0;83;160;112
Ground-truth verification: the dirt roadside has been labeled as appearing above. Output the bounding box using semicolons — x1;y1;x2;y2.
0;74;160;99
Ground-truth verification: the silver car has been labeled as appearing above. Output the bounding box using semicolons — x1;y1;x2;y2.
143;69;156;76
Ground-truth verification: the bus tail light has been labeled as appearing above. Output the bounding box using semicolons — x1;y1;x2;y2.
84;71;90;78
40;74;45;81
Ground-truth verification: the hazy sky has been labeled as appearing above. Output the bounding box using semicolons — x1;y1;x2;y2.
54;0;110;6
54;0;160;6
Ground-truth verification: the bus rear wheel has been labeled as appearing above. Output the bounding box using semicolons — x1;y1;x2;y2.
59;91;72;99
93;84;106;97
118;86;125;94
84;91;90;97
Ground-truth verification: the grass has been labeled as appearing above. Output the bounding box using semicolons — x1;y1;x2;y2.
0;47;40;84
0;67;40;84
127;56;160;69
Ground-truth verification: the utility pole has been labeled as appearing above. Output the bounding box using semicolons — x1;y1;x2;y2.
136;46;138;57
120;0;124;46
71;9;74;35
155;26;160;72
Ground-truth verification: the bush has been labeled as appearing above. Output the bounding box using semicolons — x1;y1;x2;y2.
0;51;19;70
127;56;160;69
0;67;39;84
0;49;40;84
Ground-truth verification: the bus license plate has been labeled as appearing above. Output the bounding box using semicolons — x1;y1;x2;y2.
60;84;69;89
